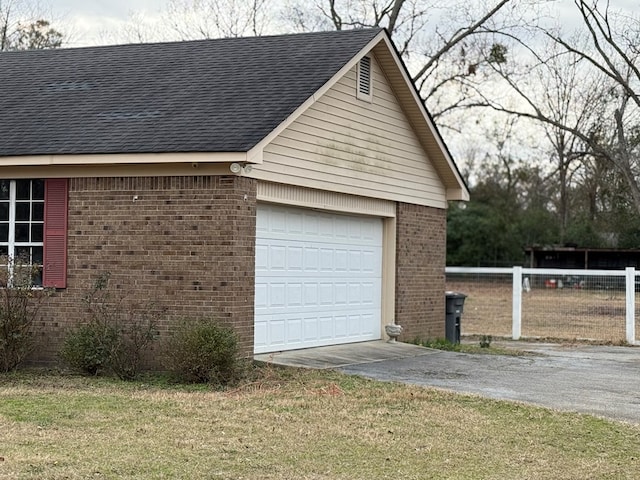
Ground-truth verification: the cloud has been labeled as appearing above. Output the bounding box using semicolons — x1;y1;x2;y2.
53;0;168;47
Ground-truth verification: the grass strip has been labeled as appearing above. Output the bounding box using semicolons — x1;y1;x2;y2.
0;368;638;479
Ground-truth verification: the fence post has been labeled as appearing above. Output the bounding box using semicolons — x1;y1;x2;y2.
512;266;522;340
626;267;635;345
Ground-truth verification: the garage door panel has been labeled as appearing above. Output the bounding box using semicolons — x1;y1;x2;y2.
305;247;320;270
288;283;303;306
270;210;287;232
335;250;349;270
348;251;361;271
261;242;382;272
334;315;348;338
348;314;363;336
348;283;361;304
270;283;286;307
287;318;303;344
304;317;319;341
318;282;333;304
255;244;269;271
256;280;379;309
318;316;333;339
261;245;382;275
255;204;383;353
287;246;304;270
260;225;381;247
255;283;268;308
362;282;375;304
320;249;333;270
257;310;379;347
271;246;286;270
254;317;268;350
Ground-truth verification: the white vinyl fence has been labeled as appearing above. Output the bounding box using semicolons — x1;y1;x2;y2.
446;267;639;345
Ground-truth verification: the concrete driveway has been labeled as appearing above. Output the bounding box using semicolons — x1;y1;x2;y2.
256;340;640;424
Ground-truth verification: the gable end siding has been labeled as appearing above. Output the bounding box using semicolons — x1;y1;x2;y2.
256;55;447;208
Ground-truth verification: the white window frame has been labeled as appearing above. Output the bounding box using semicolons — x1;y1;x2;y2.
0;179;45;287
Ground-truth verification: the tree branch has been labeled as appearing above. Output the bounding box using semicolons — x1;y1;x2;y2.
412;0;511;82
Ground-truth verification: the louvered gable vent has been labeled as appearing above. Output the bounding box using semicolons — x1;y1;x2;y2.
357;55;372;101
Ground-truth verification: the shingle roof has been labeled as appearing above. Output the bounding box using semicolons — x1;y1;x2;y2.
0;28;383;156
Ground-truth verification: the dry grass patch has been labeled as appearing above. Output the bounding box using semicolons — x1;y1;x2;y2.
0;368;639;479
447;281;634;342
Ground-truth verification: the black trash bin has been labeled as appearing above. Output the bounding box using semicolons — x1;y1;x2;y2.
445;291;467;344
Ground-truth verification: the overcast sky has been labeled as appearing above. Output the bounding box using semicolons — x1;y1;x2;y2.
51;0;639;47
51;0;171;46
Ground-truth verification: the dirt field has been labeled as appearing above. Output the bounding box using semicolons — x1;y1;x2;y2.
447;281;633;342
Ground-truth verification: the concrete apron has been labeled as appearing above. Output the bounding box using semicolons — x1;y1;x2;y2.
254;340;437;369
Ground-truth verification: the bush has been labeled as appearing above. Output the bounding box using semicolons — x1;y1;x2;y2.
59;273;160;379
165;319;242;385
0;257;51;372
58;321;117;375
109;315;158;380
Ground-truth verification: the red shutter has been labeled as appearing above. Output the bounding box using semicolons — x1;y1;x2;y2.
43;179;68;288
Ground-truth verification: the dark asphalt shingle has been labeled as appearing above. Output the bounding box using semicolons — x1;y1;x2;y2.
0;28;383;156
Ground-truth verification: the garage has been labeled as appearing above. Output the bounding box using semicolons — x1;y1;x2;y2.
254;204;383;353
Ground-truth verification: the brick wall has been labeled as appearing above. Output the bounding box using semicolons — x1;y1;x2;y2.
31;175;257;366
395;202;446;341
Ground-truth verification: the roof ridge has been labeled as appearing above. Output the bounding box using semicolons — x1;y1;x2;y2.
2;27;384;54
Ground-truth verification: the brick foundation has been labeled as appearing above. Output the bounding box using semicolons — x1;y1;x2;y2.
395;202;446;341
31;175;257;366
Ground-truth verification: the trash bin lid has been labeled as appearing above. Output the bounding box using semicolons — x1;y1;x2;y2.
445;291;467;298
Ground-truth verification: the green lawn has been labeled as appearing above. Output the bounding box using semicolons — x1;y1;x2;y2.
1;367;639;479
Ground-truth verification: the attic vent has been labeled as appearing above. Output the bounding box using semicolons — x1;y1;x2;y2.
357;56;372;101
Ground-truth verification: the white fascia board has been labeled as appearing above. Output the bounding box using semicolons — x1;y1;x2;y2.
0;152;248;167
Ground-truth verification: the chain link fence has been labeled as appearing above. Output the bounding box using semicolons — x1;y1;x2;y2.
446;267;638;344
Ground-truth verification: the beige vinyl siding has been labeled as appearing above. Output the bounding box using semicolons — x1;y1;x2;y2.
254;55;447;208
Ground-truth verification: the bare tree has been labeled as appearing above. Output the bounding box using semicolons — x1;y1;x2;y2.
116;0;277;44
283;0;536;119
164;0;273;40
0;0;62;50
531;39;610;241
470;1;640;215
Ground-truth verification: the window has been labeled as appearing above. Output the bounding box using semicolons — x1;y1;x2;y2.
357;55;373;102
0;178;67;288
0;179;45;286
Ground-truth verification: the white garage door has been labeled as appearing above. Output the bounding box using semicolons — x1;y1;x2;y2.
254;204;383;354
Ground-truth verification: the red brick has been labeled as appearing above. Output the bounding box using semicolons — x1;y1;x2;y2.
395;202;446;341
31;175;257;367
